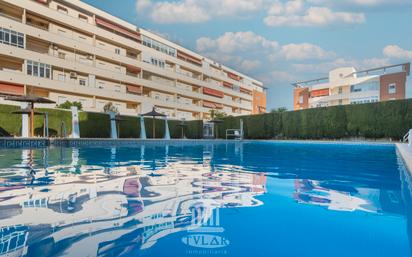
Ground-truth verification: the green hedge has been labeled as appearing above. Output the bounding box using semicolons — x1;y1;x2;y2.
0;105;72;137
2;99;410;140
0;104;205;139
215;99;412;140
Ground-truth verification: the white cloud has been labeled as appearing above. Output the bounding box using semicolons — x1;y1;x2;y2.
196;31;279;54
135;0;269;24
309;0;412;6
280;43;335;60
383;45;412;59
264;5;365;27
292;57;390;73
240;60;261;71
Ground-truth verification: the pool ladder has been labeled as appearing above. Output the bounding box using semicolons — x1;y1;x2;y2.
403;129;412;146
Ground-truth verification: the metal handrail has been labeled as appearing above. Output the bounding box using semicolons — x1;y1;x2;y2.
226;129;241;140
403;129;412;144
404;132;409;142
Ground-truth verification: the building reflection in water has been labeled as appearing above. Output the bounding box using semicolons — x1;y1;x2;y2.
0;143;412;257
0;144;266;257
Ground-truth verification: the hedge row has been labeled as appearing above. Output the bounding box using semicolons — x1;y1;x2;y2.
0;104;203;139
1;99;411;140
216;99;412;140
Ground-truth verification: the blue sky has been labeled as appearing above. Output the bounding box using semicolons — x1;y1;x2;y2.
83;0;412;110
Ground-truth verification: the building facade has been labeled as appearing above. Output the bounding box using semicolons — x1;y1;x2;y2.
293;63;410;110
0;0;267;120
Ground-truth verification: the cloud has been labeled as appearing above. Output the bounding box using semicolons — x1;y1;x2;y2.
383;45;412;59
280;43;336;60
197;31;279;54
264;5;365;27
239;60;261;71
309;0;412;7
292;57;390;74
135;0;269;24
197;31;334;62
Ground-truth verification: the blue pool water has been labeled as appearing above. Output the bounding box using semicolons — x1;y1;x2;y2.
0;141;411;257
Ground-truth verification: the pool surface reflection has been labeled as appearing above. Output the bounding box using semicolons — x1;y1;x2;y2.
0;142;411;257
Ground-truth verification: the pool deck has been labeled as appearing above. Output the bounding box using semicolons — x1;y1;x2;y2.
397;143;412;173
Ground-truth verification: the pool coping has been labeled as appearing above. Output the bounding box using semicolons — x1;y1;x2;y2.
396;143;412;174
0;137;398;148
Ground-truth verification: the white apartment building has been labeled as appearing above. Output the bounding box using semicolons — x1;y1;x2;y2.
0;0;267;120
293;63;410;110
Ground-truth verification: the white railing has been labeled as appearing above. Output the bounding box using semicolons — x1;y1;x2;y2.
404;129;412;146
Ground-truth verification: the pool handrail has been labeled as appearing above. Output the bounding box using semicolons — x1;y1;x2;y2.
403;129;412;146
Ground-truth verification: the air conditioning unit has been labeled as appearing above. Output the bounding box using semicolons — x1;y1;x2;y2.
53;45;59;51
87;54;93;60
70;72;77;79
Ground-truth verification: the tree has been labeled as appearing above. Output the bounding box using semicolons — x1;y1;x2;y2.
103;102;119;114
209;109;227;119
57;101;83;110
271;107;288;114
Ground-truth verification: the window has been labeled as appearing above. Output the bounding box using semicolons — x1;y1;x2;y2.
0;28;24;48
10;31;17;46
338;87;343;94
3;29;9;44
33;62;39;77
388;83;396;94
58;52;66;59
27;61;33;76
141;35;176;57
39;63;45;77
299;95;304;104
115;48;120;55
79;79;86;86
17;33;24;48
114;85;121;92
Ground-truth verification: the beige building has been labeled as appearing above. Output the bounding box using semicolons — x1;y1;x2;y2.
293;63;410;110
0;0;267;120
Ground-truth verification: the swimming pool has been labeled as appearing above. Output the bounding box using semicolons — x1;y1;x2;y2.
0;141;410;257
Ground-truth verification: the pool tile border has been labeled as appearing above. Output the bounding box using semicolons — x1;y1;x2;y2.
0;137;397;149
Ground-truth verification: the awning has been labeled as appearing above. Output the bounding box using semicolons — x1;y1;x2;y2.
126;65;141;73
126;84;142;95
240;87;252;95
227;71;241;81
223;81;233;89
311;88;329;97
203;87;224;98
203;101;223;109
177;51;202;66
0;83;24;96
203;101;216;108
95;17;141;41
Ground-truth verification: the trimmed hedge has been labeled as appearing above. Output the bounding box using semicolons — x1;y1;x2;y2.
1;99;411;140
0;105;72;137
215;99;412;140
0;103;204;139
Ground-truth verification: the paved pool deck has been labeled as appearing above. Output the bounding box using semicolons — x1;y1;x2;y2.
397;143;412;173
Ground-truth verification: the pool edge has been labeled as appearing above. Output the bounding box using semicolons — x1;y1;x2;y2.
396;143;412;174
